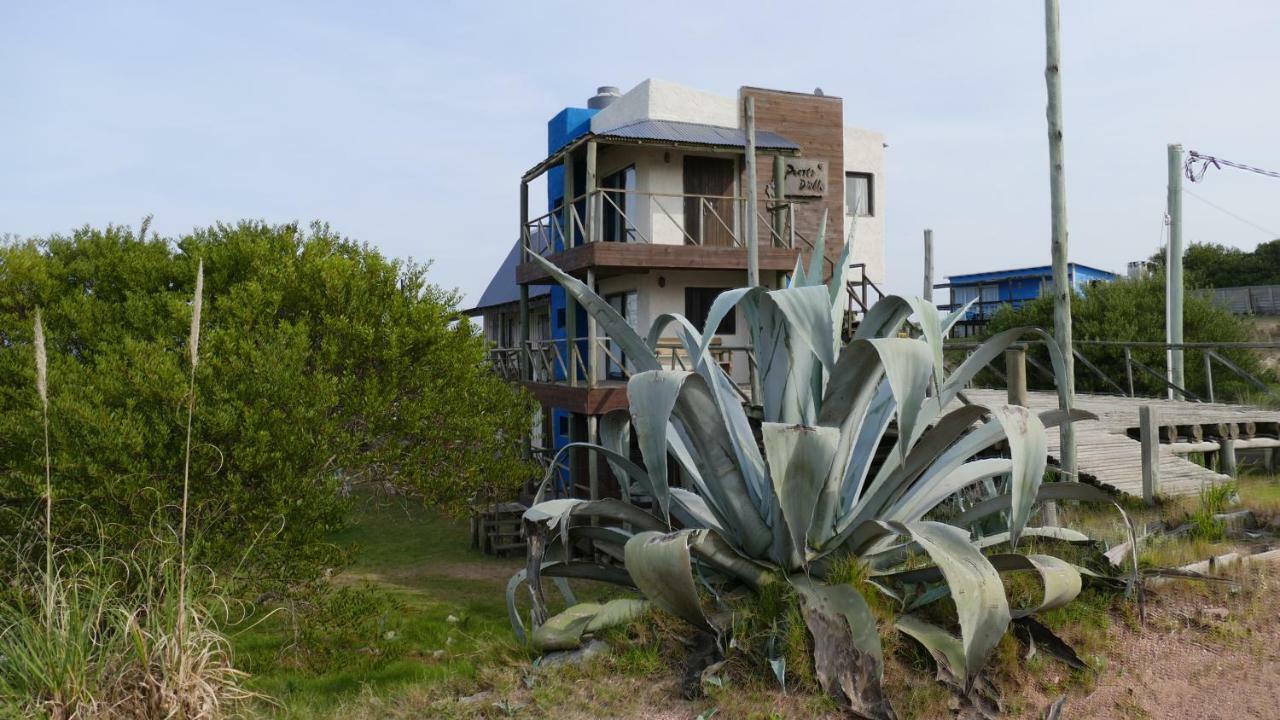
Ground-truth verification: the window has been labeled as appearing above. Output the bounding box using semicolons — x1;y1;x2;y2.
601;165;637;242
604;291;638;379
845;172;874;217
685;287;735;335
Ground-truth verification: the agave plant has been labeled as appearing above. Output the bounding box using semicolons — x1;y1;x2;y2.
508;225;1124;717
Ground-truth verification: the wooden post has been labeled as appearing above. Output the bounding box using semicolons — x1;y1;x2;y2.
1167;144;1185;396
1123;346;1135;397
1044;0;1076;485
587;414;600;500
1221;433;1238;478
585;140;599;244
923;229;934;303
1203;350;1215;404
562;152;575;248
1140;404;1160;505
773;154;787;248
586;269;598;386
1006;347;1029;406
519;181;531;384
744;96;759;288
566;292;578;388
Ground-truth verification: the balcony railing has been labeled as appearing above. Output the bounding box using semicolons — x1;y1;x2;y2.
522;188;825;270
487;337;756;403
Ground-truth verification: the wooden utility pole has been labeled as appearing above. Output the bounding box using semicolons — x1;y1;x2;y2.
923;229;934;302
1044;0;1073;525
744;97;760;288
1167;143;1186;398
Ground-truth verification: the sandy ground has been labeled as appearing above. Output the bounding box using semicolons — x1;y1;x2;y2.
1050;600;1280;719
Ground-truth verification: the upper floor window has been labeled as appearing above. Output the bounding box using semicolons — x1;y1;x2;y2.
845;172;874;217
601;165;638;242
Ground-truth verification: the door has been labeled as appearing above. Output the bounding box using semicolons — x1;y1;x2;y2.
605;291;637;379
683;156;737;247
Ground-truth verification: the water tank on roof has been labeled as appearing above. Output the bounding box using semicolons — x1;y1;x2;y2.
588;86;621;110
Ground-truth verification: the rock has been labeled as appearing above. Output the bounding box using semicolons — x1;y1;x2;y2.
458;690;491;705
446;614;460;624
1199;607;1230;623
1213;510;1257;533
536;639;611;669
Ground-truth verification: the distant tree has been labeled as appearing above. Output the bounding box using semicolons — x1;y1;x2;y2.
1149;239;1280;288
0;221;537;576
984;276;1269;400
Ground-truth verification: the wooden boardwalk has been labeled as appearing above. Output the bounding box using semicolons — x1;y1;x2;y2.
961;390;1280;498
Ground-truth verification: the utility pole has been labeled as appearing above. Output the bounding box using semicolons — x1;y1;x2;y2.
1044;0;1073;522
744;96;760;288
1166;143;1185;398
923;229;934;302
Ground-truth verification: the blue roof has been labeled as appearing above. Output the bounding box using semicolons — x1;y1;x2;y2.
946;262;1117;285
463;240;549;315
594;119;800;151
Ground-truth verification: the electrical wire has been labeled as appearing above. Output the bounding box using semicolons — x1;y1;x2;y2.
1185;150;1280;182
1182;187;1280;238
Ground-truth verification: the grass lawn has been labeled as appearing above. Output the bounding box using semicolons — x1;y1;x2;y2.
231;490;529;717
230;475;1280;719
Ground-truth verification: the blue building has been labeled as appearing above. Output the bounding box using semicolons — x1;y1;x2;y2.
940;263;1117;337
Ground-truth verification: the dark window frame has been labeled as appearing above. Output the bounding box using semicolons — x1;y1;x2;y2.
845;171;875;217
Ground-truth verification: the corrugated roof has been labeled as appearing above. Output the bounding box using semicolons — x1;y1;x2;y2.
594;119;800;151
463;239;549;316
945;263;1118;285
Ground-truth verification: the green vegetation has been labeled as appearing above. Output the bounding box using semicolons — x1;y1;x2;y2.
984;276;1269;400
1149;239;1280;289
0;221;536;574
509;247;1125;718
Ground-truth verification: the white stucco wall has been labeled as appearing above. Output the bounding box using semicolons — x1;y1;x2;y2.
841;126;886;288
596;144;740;247
590;79;739;132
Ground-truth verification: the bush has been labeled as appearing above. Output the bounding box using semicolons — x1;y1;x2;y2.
0;221;537;574
984;276;1270;401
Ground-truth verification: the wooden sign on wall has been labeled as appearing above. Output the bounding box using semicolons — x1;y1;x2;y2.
783;159;827;198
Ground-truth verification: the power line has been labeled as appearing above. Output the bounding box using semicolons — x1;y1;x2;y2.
1182;186;1280;238
1185;150;1280;182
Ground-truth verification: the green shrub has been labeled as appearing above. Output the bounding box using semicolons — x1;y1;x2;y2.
0;221;537;574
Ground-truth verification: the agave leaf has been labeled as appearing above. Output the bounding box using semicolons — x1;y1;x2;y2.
886;458;1014;524
689;529;772;590
646;312;704;354
669;374;773;556
853;295;913;340
627;370;693;521
951;481;1114;528
599;410;635;503
533;441;652;505
791;251;807;287
989;405;1048;548
585;597;649;633
532;602;601;651
867;338;933;464
975;527;1091;550
669;487;723;532
1011;617;1086;670
624;530;711;631
762;423;842;563
528;253;659;373
895;615;968;687
1007;554;1082;617
940;327;1069;411
696;287;766;361
904;296;946;392
509;562;634;642
806;209;829;285
767;285;837;375
790;574;893;719
897;521;1011;690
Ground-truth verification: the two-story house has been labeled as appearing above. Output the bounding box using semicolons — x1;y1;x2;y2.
464;79;886;499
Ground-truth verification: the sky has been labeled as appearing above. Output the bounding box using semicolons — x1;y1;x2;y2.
3;1;1279;305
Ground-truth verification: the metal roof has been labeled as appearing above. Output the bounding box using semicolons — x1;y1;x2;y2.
462;239;549;316
594;118;800;151
944;263;1118;285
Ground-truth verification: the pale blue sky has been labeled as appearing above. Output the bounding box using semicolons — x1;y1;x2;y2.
4;1;1278;303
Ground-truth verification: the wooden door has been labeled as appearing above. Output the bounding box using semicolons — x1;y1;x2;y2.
683;156;737;247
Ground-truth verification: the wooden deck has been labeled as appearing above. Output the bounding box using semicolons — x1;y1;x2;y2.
961;390;1280;498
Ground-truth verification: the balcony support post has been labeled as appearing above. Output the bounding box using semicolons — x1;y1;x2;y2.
562;150;575;249
585;140;598;245
586;268;598;387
